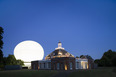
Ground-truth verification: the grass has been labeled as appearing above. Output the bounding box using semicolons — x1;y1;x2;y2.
0;68;116;77
69;67;116;77
0;70;58;77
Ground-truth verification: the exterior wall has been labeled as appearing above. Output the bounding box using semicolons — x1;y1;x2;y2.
51;57;75;70
39;60;51;69
75;58;88;69
31;61;39;70
5;65;22;70
88;59;94;69
31;60;51;70
31;58;89;70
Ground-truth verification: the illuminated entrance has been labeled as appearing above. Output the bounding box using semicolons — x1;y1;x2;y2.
65;64;67;70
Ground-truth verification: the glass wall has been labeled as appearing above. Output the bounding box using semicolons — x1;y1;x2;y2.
57;63;59;70
70;62;72;70
48;62;51;68
76;62;79;69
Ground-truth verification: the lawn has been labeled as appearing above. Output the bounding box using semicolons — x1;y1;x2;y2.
0;68;116;77
69;67;116;77
0;70;58;77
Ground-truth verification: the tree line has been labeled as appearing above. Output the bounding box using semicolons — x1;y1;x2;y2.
94;49;116;67
0;27;24;69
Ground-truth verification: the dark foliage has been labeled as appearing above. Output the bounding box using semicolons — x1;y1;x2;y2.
3;55;24;65
0;27;4;68
0;27;4;49
80;55;93;60
76;56;79;58
80;55;84;58
94;50;116;67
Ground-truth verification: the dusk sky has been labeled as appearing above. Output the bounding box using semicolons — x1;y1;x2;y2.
0;0;116;59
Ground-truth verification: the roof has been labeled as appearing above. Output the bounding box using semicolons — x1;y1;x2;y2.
50;49;67;56
58;41;61;43
45;41;74;60
45;49;74;60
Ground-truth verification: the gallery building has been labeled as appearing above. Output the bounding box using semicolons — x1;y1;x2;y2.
31;41;94;70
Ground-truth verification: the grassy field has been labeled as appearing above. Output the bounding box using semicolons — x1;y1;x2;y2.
0;68;116;77
69;67;116;77
0;70;58;77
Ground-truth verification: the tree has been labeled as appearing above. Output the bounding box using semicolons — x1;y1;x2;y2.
6;55;17;65
5;55;24;65
0;27;4;68
76;56;79;58
101;50;116;66
80;55;93;60
16;60;24;65
0;27;4;49
0;50;3;63
85;55;93;60
80;55;85;58
95;49;116;67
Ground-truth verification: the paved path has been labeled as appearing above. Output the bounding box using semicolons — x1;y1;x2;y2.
50;71;71;77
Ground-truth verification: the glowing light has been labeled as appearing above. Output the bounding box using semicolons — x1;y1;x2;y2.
81;61;85;69
81;61;88;69
87;64;89;69
65;64;67;70
58;52;62;55
38;66;39;69
14;40;44;62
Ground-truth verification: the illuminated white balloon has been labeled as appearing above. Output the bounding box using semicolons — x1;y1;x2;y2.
14;40;44;62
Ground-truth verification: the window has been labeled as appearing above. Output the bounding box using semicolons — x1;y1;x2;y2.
39;63;41;68
44;63;45;68
54;63;56;70
70;62;72;70
33;64;35;69
53;53;55;55
65;64;67;70
76;62;79;68
57;63;60;70
61;63;63;70
48;62;51;68
81;61;86;69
